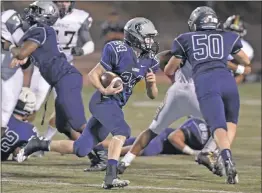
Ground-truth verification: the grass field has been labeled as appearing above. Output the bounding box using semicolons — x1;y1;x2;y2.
1;83;261;193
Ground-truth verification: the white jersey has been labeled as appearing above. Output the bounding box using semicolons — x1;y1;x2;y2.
52;9;92;62
1;10;25;80
228;39;254;61
174;61;194;84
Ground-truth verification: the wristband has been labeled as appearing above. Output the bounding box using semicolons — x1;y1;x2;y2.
235;65;245;74
9;44;16;51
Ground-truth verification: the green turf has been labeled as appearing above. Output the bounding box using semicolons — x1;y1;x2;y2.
1;83;261;193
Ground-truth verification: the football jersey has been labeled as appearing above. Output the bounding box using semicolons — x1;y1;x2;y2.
19;23;80;86
171;30;243;76
99;40;159;106
228;38;254;61
1;115;38;161
162;118;210;154
52;9;92;62
1;10;25;80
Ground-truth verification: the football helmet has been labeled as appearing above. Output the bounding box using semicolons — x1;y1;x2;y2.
24;1;59;26
223;15;247;37
124;17;159;54
188;6;219;32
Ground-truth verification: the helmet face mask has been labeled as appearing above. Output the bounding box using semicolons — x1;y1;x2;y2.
53;1;75;18
124;17;159;55
24;1;59;26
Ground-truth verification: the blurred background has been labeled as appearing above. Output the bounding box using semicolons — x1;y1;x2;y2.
2;1;261;84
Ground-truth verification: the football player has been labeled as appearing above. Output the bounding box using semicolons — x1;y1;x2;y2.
196;15;254;175
102;117;210;161
223;15;254;84
17;17;159;189
8;0;89;164
29;1;95;143
1;87;38;162
1;9;31;136
120;6;251;185
162;7;250;184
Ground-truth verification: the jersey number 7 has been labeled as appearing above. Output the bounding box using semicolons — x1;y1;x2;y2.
55;30;76;50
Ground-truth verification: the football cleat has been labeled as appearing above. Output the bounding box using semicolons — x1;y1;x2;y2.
102;164;129;189
17;136;49;163
195;151;217;172
102;178;130;189
225;159;239;184
213;155;226;177
84;150;108;172
117;161;129;175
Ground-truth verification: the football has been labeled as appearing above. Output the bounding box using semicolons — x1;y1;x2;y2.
100;71;123;88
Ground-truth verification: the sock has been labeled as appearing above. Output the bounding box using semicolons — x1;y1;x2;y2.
43;125;57;140
93;144;105;152
108;159;118;166
121;152;136;166
220;149;232;162
201;137;217;153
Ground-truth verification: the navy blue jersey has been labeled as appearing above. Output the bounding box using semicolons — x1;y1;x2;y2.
19;23;80;86
162;118;210;154
171;30;242;75
100;40;159;106
1;115;38;161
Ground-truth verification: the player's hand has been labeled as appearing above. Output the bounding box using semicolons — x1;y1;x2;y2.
71;47;84;56
9;57;28;68
103;80;123;96
146;68;156;84
20;87;36;114
243;66;251;75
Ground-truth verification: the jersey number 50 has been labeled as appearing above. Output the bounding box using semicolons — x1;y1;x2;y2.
192;34;224;61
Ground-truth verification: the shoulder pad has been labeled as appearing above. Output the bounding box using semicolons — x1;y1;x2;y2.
2;10;22;34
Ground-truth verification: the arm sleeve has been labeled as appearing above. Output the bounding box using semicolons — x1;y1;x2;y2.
231;35;243;54
22;27;46;46
76;16;93;47
100;43;117;71
171;35;186;59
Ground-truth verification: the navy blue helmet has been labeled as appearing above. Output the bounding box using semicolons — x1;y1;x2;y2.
53;1;75;18
188;6;219;32
24;1;59;26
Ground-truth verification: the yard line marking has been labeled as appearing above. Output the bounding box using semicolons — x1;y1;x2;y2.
132;99;261;107
2;178;246;193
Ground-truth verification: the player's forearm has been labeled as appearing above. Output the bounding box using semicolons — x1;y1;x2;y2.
11;41;38;60
233;50;251;66
88;63;107;94
146;82;158;99
164;56;181;76
22;64;34;87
